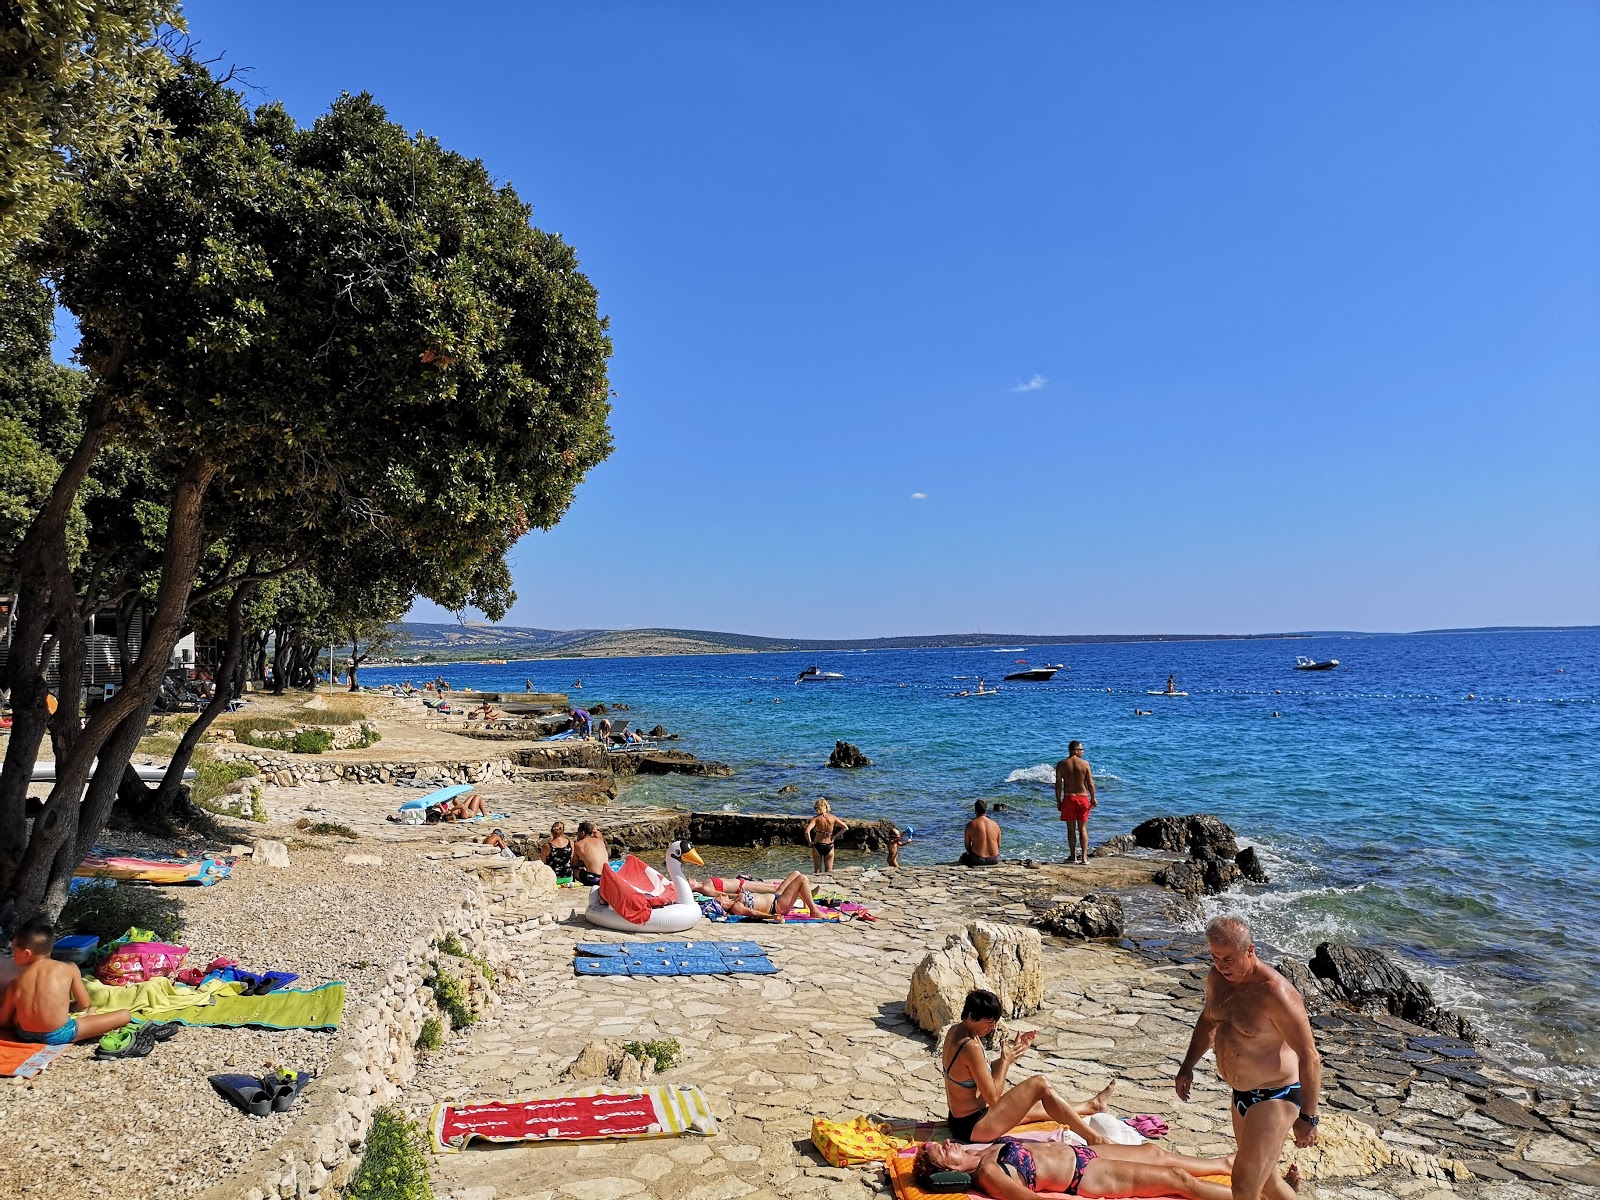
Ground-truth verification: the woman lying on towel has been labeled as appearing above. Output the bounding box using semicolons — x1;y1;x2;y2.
943;989;1117;1145
913;1137;1242;1200
691;871;824;921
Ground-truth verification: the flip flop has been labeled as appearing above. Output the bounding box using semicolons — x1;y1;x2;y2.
209;1073;274;1117
94;1023;160;1059
262;1068;313;1112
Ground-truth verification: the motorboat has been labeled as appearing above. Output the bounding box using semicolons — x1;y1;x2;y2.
795;667;845;683
1004;664;1063;681
1294;656;1340;671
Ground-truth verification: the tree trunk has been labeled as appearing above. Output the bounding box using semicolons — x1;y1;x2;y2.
3;452;216;924
0;401;112;901
152;580;255;814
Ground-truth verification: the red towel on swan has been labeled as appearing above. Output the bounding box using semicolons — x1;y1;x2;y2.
598;856;677;925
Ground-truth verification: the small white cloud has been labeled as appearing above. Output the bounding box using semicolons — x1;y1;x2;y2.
910;492;927;500
1012;374;1047;393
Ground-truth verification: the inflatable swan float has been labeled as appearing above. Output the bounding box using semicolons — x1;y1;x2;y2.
584;839;707;933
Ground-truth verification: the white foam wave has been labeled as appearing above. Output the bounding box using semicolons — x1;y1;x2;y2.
1005;764;1054;786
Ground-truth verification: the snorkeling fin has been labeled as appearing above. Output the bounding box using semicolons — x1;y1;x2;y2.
209;1073;274;1117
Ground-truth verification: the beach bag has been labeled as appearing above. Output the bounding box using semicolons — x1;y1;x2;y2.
96;941;189;986
811;1116;910;1167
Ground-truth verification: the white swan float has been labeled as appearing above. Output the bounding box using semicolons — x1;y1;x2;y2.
584;839;707;934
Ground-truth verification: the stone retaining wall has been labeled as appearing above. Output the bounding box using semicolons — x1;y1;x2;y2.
190;853;556;1200
213;748;516;789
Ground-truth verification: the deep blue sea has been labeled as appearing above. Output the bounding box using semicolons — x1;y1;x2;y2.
365;629;1600;1085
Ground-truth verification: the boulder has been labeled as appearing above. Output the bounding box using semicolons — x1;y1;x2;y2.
1235;846;1269;883
1131;814;1239;858
563;1039;627;1081
905;923;1042;1034
648;725;668;738
1309;943;1475;1041
1035;894;1124;940
522;858;559;899
968;922;1044;1016
1275;958;1333;1014
1153;859;1205;897
827;740;872;769
253;839;291;869
777;784;800;795
1090;834;1136;858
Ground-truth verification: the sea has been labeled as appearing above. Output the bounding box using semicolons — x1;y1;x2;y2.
363;628;1600;1088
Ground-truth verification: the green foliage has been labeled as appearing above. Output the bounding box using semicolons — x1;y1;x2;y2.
136;733;181;758
344;1106;433;1200
58;879;182;944
238;727;333;754
0;1;184;255
298;820;356;839
249;787;266;824
622;1038;682;1074
414;1017;443;1053
435;931;495;983
354;722;381;748
426;962;475;1029
189;756;256;808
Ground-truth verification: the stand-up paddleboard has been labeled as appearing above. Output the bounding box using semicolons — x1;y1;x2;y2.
1147;690;1189;697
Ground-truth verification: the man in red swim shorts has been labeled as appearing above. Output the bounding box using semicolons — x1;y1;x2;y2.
1054;740;1097;865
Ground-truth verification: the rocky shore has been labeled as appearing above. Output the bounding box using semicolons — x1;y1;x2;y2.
5;696;1595;1199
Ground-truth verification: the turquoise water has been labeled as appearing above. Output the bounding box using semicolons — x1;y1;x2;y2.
366;628;1600;1084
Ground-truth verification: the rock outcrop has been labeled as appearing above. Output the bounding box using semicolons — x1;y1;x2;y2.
1132;814;1239;858
905;921;1042;1034
1309;943;1475;1041
611;751;732;778
826;740;872;769
1034;893;1125;940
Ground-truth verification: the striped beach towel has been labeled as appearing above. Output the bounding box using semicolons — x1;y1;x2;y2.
430;1084;719;1153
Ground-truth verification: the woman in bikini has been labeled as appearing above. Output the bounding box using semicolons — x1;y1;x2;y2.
942;989;1116;1145
913;1135;1242;1200
804;798;848;872
540;821;574;879
713;871;824;922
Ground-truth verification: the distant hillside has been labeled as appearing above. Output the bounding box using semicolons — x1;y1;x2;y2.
389;622;1313;661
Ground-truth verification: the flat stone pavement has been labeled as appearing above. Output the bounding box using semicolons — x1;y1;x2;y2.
409;866;1584;1200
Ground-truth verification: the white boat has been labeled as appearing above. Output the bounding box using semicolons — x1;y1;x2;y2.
795;667;845;683
32;761;196;784
1295;655;1340;671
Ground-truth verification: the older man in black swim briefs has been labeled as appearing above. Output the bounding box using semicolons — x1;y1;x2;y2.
1176;915;1319;1200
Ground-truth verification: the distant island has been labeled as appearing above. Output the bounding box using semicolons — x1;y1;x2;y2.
384;621;1326;663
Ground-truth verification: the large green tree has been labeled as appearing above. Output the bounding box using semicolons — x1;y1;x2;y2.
0;60;612;923
0;0;184;256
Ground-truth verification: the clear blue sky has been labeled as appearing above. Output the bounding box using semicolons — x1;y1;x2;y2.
115;2;1600;635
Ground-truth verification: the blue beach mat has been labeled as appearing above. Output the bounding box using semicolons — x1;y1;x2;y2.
574;941;777;977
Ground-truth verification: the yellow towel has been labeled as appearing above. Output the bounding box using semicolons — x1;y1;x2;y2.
83;976;245;1020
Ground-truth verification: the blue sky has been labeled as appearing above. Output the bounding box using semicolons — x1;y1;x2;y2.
97;2;1600;636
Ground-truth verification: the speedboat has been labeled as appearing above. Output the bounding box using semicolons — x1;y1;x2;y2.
1004;664;1063;681
795;667;845;683
1294;656;1340;671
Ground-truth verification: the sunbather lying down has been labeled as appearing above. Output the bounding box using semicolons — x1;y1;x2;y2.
692;871;822;921
427;791;486;822
914;1137;1256;1200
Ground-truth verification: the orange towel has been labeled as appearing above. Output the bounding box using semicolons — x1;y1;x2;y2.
0;1037;70;1078
887;1144;1230;1200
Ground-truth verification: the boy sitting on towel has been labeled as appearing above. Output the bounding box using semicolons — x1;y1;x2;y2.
0;920;131;1045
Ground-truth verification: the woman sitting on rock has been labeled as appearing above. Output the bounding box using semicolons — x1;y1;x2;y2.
942;989;1116;1144
913;1135;1244;1200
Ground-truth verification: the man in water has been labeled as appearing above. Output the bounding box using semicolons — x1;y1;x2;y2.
1053;740;1096;864
572;820;609;885
1175;915;1320;1200
960;799;1002;866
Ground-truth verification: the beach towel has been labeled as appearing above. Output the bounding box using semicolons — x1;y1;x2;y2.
75;855;233;886
574;941;777;976
700;899;878;924
812;1115;912;1166
172;982;346;1029
0;1037;70;1078
430;1084;718;1153
886;1143;1230;1200
85;975;247;1021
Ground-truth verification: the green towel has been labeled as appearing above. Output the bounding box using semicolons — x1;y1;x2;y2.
173;982;347;1030
84;976;245;1021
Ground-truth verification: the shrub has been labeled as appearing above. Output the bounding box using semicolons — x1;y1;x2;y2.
58;880;183;944
622;1038;681;1073
426;963;475;1029
294;819;356;838
344;1106;433;1200
354;721;382;748
249;786;266;823
190;757;257;809
436;932;495;984
414;1017;443;1052
237;727;334;754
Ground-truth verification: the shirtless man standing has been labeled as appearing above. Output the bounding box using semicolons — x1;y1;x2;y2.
1053;740;1096;865
960;799;1002;866
1175;915;1320;1200
572;821;609;886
